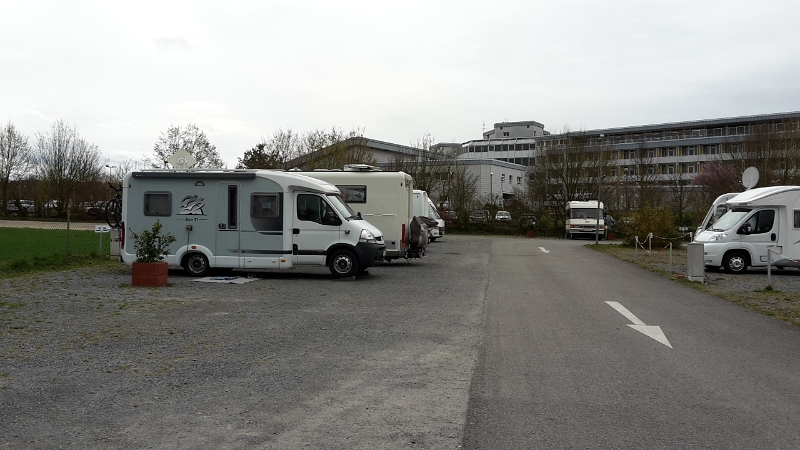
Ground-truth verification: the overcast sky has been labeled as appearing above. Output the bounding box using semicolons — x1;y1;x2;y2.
3;0;799;168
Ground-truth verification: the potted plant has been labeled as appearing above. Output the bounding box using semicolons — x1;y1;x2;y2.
130;220;176;286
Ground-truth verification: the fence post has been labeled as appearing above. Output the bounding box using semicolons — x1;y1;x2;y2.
669;242;673;273
767;248;772;288
66;209;71;260
648;233;652;254
635;236;638;257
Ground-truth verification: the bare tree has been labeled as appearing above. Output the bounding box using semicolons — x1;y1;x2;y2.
286;127;376;171
0;122;31;216
526;129;596;226
33;120;103;214
236;129;298;169
146;123;225;169
444;161;479;215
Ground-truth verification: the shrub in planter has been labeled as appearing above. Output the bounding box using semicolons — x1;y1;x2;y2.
130;220;176;286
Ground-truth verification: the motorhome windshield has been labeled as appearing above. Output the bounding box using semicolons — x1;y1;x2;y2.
569;208;601;220
327;194;358;219
428;204;441;219
710;208;751;231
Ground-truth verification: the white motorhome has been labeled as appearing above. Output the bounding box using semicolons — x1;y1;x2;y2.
120;169;386;277
412;190;444;241
298;166;426;261
694;185;800;273
695;192;739;238
565;200;606;239
427;197;444;241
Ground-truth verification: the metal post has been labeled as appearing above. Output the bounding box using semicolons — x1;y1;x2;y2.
648;233;652;254
767;248;772;287
635;236;638;257
66;209;71;260
669;242;673;273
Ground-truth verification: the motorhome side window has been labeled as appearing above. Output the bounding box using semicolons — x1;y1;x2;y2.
337;185;366;203
144;192;171;216
795;210;800;228
251;193;280;218
297;194;330;224
743;210;775;234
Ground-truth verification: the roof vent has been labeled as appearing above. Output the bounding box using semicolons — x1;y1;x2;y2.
343;164;381;172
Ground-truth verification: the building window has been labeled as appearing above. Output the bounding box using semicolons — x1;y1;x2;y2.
517;177;522;184
503;132;509;137
667;148;675;157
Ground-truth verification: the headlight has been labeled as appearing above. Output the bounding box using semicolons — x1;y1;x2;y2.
708;232;727;241
359;229;376;243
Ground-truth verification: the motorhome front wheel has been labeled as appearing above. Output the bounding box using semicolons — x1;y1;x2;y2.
723;251;749;274
329;249;358;278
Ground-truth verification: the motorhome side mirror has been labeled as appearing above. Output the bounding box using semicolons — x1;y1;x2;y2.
739;223;752;235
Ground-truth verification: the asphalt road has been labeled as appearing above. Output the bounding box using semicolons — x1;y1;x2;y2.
3;234;800;449
463;237;800;449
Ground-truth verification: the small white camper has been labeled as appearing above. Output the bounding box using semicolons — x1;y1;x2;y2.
694;185;800;273
565;200;606;239
120;169;386;277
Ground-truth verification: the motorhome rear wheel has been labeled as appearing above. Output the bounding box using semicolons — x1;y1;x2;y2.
183;253;211;277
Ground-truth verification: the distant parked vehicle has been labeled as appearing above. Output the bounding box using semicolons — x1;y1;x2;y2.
495;211;512;222
442;210;458;226
520;213;537;228
470;210;490;225
6;200;35;214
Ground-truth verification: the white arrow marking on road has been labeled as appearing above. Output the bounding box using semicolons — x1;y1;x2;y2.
538;247;550;253
605;301;672;348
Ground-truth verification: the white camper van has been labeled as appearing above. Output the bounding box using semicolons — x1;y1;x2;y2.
299;167;427;261
565;200;606;239
695;192;739;237
427;197;444;241
120;169;386;277
694;185;800;273
412;190;444;241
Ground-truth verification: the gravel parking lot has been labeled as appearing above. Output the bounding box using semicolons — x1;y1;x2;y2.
1;236;489;449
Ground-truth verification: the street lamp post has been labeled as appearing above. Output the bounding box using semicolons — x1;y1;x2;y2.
105;164;116;181
489;172;493;206
596;135;604;244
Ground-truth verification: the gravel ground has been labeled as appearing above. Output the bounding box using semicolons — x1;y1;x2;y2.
0;236;489;449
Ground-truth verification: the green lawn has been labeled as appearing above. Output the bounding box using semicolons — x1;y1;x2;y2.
0;228;112;276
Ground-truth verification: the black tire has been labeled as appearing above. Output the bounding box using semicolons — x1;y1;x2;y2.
183;253;211;277
328;249;359;278
723;251;749;274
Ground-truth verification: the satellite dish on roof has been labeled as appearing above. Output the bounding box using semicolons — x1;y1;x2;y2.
742;166;759;190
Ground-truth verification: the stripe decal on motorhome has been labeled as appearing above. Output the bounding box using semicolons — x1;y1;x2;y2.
240;249;293;255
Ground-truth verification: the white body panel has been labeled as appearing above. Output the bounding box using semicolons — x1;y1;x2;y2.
565;200;606;239
120;169;384;274
301;170;414;260
694;186;800;271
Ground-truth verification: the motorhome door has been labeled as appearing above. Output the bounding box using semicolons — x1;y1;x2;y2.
216;183;241;268
292;193;341;265
740;208;778;264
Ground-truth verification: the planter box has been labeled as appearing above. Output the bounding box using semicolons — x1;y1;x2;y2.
132;262;169;287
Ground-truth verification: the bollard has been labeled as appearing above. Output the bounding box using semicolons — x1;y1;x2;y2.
669;242;673;273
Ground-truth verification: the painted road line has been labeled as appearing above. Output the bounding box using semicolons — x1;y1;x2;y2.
606;301;673;348
538;247;550;253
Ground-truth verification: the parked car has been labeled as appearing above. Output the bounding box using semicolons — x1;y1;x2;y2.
442;210;459;226
495;211;512;222
6;200;35;214
520;213;537;227
469;210;490;225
